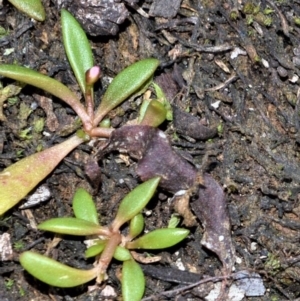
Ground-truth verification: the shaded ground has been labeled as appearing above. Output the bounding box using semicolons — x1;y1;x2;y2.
1;0;300;300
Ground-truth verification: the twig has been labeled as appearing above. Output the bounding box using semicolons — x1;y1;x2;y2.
141;273;237;300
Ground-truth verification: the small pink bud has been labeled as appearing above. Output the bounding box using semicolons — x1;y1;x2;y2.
85;66;101;85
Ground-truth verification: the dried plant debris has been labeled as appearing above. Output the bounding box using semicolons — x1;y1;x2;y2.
154;71;183;103
140;263;200;284
84;156;102;190
101;125;197;193
172;190;197;227
0;83;22;121
173;106;217;140
68;0;129;36
191;174;235;273
20;184;51;209
0;233;13;261
101;125;235;273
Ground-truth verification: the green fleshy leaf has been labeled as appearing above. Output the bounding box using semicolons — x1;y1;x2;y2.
167;214;181;228
0;135;83;215
85;241;106;258
73;188;99;225
112;177;160;230
94;58;160;125
20;251;97;287
0;65;89;123
126;228;190;250
152;82;173;120
38;218;103;236
61;9;94;95
8;0;45;21
113;246;131;262
122;259;145;301
139;99;167;127
129;213;144;240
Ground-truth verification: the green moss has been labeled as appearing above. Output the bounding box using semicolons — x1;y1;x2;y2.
243;2;256;14
265;253;281;275
230;10;239;20
294;17;300;26
19;127;32;140
33;117;45;133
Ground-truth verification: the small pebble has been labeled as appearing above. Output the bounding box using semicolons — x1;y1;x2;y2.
277;66;288;78
261;58;269;68
293;46;300;56
293;56;300;67
20;185;51;209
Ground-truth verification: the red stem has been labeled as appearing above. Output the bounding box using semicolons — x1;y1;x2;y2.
96;231;121;277
89;127;114;138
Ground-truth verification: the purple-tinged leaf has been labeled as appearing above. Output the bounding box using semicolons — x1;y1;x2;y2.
20;251;97;287
191;174;235;273
173;106;217;140
84;157;102;190
101;125;197;193
0;135;83;215
101;125;235;273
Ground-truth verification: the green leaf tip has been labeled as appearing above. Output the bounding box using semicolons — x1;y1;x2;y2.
20;251;97;287
38;217;102;236
8;0;46;21
85;241;106;258
127;228;190;250
61;9;94;95
113;246;131;262
129;213;144;240
122;259;145;301
113;177;160;229
73;188;99;225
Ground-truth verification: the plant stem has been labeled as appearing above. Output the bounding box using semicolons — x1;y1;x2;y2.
96;231;121;280
89;127;114;138
85;86;94;120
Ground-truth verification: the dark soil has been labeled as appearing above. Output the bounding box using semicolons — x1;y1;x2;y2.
1;0;300;300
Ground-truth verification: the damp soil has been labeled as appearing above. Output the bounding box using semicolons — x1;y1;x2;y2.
1;0;300;300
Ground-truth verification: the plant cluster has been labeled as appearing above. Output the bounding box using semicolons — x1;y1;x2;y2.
243;2;273;26
20;178;189;301
0;8;237;301
0;9;168;215
0;9;188;300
